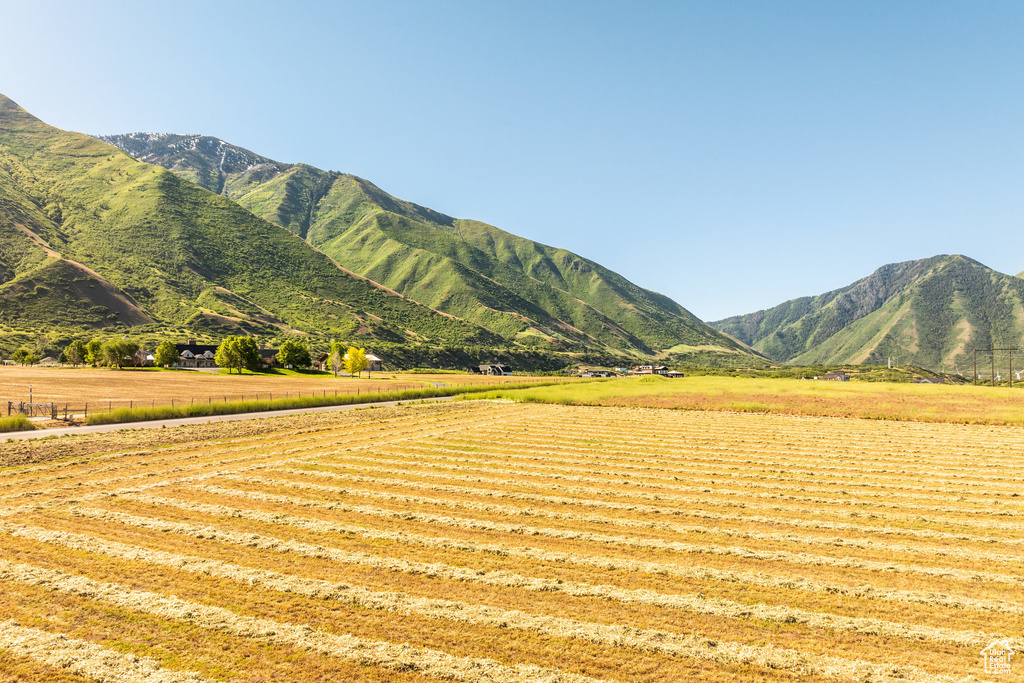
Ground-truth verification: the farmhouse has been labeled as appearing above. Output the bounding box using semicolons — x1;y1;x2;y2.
478;363;512;376
172;340;278;369
174;341;219;369
258;348;279;369
821;371;849;381
314;353;330;372
631;364;669;376
580;369;619;378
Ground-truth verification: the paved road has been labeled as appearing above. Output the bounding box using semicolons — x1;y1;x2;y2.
4;395;457;442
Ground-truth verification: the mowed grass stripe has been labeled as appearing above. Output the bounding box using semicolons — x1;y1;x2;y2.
120;490;1024;593
0;559;607;683
328;447;1023;512
480;408;1024;462
0;521;971;683
195;480;1024;570
307;453;1024;526
0;400;514;490
230;471;1023;564
268;466;1024;540
67;503;1024;625
0;620;209;683
402;437;1024;497
476;419;1024;465
454;433;1024;492
0;403;531;514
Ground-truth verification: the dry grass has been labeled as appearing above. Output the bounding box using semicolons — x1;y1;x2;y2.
0;401;1022;681
474;375;1024;425
0;366;531;412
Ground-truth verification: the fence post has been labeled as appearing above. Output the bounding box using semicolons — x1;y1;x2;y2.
6;401;9;416
85;403;88;418
51;403;56;420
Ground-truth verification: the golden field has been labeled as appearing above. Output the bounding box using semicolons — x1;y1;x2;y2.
0;399;1021;682
477;374;1024;425
0;366;528;412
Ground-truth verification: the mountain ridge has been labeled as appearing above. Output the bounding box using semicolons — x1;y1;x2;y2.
0;94;500;346
712;254;1024;370
99;131;748;357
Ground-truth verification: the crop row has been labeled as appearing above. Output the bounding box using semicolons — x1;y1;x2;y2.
401;437;1024;494
279;461;1024;534
332;446;1024;508
5;518;981;682
223;472;1022;557
273;465;1024;536
0;557;602;683
117;489;1024;593
0;619;207;683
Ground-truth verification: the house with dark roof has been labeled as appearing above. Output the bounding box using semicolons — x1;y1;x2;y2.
174;341;219;368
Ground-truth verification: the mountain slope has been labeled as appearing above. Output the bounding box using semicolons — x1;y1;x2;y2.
0;95;499;346
712;255;1024;369
99;133;747;357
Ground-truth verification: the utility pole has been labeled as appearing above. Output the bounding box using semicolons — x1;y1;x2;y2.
973;349;977;386
992;352;996;388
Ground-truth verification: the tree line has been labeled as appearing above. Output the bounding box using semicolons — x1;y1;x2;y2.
9;335;375;377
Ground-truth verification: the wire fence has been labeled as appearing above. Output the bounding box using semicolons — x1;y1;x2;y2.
5;383;432;421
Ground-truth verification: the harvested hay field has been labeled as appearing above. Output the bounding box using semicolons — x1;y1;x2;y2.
0;366;429;410
0;366;547;413
477;374;1024;425
0;400;1021;682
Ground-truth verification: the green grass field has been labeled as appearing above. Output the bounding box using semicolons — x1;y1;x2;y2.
84;379;568;425
470;374;1024;425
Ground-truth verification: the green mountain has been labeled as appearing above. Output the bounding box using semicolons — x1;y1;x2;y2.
99;133;748;357
0;94;500;346
711;255;1024;370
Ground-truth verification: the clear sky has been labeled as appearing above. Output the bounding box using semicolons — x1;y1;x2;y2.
3;1;1022;321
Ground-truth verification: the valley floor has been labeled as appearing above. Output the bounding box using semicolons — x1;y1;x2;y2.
0;366;526;414
0;400;1020;682
476;374;1024;425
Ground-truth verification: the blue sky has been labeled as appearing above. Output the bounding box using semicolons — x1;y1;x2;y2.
3;1;1022;320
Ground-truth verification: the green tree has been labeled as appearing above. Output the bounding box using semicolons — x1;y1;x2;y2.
215;337;242;374
344;346;368;377
11;348;30;365
65;340;88;367
277;339;311;369
235;336;261;372
153;340;179;368
85;339;103;366
102;339;138;369
327;342;346;377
